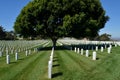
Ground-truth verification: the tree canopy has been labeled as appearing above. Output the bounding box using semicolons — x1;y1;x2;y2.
0;26;15;40
95;33;111;41
14;0;109;46
0;26;6;40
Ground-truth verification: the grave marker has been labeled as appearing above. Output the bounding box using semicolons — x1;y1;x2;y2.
93;51;96;60
48;60;52;79
6;55;10;64
77;48;79;54
86;50;89;57
81;49;83;55
101;47;103;52
15;52;18;60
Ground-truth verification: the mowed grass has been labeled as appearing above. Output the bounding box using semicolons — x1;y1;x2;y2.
0;43;120;80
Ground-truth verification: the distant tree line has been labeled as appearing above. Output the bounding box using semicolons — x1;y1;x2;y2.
0;25;111;41
0;25;15;40
95;33;111;41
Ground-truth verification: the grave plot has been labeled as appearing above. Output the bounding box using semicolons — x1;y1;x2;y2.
0;40;120;80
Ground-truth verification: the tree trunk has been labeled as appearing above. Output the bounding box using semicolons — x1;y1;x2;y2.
52;38;57;48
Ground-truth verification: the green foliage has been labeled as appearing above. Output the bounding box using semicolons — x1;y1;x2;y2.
0;26;15;40
14;0;109;44
0;26;6;40
95;33;111;41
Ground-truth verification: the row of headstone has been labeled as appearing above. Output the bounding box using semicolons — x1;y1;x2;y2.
74;45;112;60
48;47;54;79
6;48;37;64
58;39;118;46
72;43;113;51
6;52;18;64
0;47;39;58
0;40;47;55
74;44;112;53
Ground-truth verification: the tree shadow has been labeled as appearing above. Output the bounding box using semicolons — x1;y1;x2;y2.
52;72;63;78
53;56;58;58
53;59;58;62
53;64;60;67
96;58;99;60
37;45;70;51
10;61;17;64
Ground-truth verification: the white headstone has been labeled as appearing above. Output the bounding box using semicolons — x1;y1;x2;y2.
96;46;98;51
81;49;83;55
86;50;89;57
108;47;111;54
6;55;10;64
109;45;112;49
26;50;28;56
15;52;18;60
101;47;104;52
77;48;79;54
29;50;31;55
50;55;53;62
74;47;77;52
34;48;36;52
93;51;96;60
115;44;117;47
48;60;52;79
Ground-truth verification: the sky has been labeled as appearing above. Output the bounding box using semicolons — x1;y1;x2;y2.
100;0;120;39
0;0;120;39
0;0;31;31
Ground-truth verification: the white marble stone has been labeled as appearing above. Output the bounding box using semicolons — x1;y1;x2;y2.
108;47;111;54
77;48;79;54
109;45;112;49
15;52;18;60
74;47;77;52
101;47;104;52
48;60;52;79
86;50;89;57
29;50;31;55
93;51;96;60
81;49;83;55
115;44;117;47
96;46;98;51
6;55;10;64
26;50;28;56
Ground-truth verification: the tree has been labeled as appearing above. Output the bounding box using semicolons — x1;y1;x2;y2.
95;33;111;41
5;31;15;40
0;25;6;40
14;0;109;47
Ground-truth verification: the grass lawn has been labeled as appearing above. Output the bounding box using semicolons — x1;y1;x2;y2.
0;43;120;80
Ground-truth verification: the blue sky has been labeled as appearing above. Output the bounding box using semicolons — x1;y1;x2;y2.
0;0;30;31
0;0;119;38
100;0;120;38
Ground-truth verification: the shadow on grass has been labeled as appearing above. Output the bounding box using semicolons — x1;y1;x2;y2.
37;46;70;51
10;61;17;64
96;58;99;60
53;59;58;62
53;64;60;67
52;72;63;78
